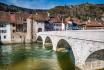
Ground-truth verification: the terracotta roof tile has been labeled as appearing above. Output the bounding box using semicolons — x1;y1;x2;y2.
28;13;49;22
0;12;30;24
86;20;104;27
0;12;11;23
49;16;62;23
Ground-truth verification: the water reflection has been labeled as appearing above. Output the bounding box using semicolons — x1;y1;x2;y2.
56;52;75;70
0;45;26;65
0;44;75;70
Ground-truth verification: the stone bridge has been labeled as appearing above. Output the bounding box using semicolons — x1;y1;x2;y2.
36;30;104;70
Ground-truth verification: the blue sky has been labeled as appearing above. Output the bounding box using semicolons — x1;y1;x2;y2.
0;0;104;9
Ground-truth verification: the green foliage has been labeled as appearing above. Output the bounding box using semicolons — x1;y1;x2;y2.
0;2;47;13
48;3;104;21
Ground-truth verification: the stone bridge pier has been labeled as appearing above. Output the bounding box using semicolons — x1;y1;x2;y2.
36;30;104;70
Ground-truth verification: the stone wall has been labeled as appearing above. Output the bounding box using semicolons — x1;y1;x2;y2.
37;30;104;70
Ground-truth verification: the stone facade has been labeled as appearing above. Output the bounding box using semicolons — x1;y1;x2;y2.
0;12;30;44
36;30;104;70
0;23;12;43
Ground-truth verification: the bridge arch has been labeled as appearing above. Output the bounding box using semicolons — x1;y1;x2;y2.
85;49;104;62
56;39;75;64
84;42;104;63
57;39;70;51
36;36;43;42
44;36;53;49
85;49;104;69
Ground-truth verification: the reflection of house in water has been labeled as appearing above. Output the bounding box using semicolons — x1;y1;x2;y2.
0;45;26;65
0;45;12;64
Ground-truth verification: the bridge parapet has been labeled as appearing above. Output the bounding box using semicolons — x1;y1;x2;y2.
37;30;104;42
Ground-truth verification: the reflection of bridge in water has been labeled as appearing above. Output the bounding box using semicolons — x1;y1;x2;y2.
36;30;104;70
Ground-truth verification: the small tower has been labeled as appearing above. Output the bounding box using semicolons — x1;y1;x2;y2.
26;15;33;43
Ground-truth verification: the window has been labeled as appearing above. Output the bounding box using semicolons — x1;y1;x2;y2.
59;24;61;26
38;28;42;32
0;36;1;40
2;30;7;33
12;24;15;27
23;23;27;32
0;24;6;27
0;30;7;33
12;36;14;39
23;19;26;21
0;30;1;33
10;12;14;14
13;30;15;33
20;36;22;38
4;36;6;39
56;24;58;26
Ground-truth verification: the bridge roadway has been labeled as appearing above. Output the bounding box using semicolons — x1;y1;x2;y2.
36;30;104;70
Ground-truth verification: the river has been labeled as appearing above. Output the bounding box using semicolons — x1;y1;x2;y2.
0;43;79;70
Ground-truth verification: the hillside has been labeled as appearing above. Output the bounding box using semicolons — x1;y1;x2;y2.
0;2;104;21
0;2;47;13
48;3;104;21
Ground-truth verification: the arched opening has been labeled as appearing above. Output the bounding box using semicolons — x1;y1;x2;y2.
44;36;53;50
37;36;42;42
56;39;75;70
85;49;104;69
38;28;42;32
36;36;43;47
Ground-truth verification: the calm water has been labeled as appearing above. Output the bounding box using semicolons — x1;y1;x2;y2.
0;43;76;70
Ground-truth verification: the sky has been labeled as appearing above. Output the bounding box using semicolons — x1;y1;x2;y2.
0;0;104;9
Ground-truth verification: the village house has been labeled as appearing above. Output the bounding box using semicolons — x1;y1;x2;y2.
49;16;63;31
26;13;67;43
0;11;30;44
1;11;103;44
65;17;82;30
83;19;104;30
65;17;104;30
26;12;49;43
0;12;12;44
11;12;30;43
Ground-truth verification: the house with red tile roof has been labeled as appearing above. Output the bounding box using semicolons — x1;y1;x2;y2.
84;19;104;30
49;16;63;31
26;12;49;43
0;12;30;44
65;17;82;30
